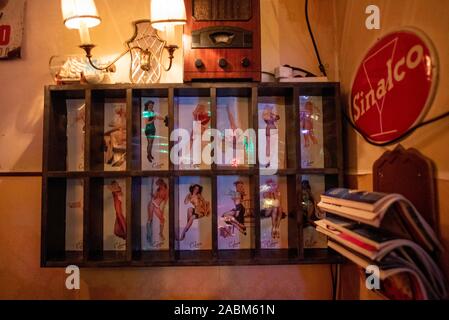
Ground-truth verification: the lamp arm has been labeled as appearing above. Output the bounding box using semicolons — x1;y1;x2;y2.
80;45;147;72
163;45;178;72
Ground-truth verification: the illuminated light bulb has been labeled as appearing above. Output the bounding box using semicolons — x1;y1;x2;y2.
140;50;152;71
61;0;101;45
150;0;187;31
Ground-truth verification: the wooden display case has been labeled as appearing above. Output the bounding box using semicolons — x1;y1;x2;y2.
41;82;344;267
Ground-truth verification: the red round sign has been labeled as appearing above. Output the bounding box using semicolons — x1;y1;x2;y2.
350;29;438;144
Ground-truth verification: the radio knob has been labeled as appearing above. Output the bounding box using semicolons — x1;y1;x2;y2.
195;59;204;69
218;58;228;69
241;57;251;68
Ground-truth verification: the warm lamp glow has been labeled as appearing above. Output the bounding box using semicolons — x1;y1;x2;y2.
61;0;101;29
61;0;101;45
59;2;180;75
151;0;187;31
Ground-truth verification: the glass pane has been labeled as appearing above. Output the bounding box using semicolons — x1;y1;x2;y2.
66;100;85;171
258;97;287;170
46;178;83;263
217;176;254;250
259;175;289;249
217;96;254;169
300;96;325;169
175;96;212;170
176;176;212;250
65;179;84;251
141;98;169;171
301;175;327;249
141;177;169;251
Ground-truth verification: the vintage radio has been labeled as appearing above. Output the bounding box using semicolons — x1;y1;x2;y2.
183;0;261;82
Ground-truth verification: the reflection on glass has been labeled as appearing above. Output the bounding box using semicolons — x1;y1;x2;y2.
300;96;324;168
66;100;85;171
301;175;327;249
217;97;253;168
65;179;84;251
176;97;212;170
258;97;286;170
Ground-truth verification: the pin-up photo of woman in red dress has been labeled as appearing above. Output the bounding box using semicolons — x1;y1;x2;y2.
107;180;126;240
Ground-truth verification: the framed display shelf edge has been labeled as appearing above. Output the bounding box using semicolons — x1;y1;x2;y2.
41;82;344;268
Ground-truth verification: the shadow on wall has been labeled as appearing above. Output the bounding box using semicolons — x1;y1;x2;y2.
15;94;44;170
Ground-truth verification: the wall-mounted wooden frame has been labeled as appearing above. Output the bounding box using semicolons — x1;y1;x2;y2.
41;82;344;267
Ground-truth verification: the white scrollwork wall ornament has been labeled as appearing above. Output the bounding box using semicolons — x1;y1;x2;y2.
126;20;166;84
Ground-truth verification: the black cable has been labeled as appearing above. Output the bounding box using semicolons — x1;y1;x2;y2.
342;106;449;147
283;64;317;77
261;71;275;77
305;0;327;77
305;0;448;145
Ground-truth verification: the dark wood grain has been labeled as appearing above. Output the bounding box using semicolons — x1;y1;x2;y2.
45;178;67;261
131;177;141;260
184;0;261;81
87;178;104;260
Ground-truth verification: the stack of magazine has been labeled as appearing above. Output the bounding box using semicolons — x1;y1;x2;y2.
316;188;447;300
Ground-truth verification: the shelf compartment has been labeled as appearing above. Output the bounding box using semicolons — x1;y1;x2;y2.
300;174;341;250
173;88;212;171
175;176;213;261
42;177;84;265
131;177;172;263
217;175;256;251
45;89;86;172
90;89;128;172
257;86;297;171
132;88;170;172
216;87;256;170
298;84;341;170
86;177;129;262
258;174;299;257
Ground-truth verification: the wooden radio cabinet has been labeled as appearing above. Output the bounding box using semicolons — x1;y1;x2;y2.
183;0;261;82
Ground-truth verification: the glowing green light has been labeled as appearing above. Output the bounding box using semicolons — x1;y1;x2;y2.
142;111;156;119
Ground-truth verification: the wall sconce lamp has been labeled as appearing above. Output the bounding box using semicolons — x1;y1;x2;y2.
61;0;186;72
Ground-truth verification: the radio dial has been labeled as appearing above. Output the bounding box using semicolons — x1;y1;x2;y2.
218;58;228;69
195;59;204;69
241;57;251;68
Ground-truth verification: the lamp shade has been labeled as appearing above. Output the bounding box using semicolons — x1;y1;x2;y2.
151;0;187;31
61;0;101;29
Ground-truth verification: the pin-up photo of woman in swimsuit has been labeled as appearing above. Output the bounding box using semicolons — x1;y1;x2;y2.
178;184;210;241
104;105;126;168
221;180;247;236
144;100;168;164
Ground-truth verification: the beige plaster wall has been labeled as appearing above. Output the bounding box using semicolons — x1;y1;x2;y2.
0;0;340;299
